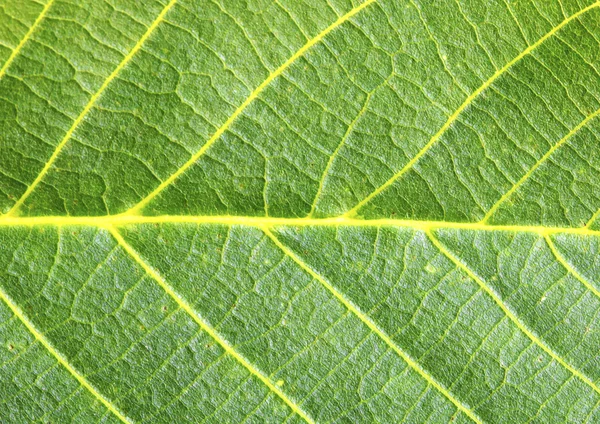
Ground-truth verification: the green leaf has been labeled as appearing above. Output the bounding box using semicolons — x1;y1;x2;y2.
2;0;600;422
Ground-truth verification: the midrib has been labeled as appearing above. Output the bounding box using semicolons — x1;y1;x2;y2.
0;214;597;236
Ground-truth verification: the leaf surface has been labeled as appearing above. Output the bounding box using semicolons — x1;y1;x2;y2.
2;0;600;422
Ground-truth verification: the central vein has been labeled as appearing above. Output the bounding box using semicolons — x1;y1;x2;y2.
0;214;597;237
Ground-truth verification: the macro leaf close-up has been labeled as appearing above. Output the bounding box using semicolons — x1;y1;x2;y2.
3;0;600;422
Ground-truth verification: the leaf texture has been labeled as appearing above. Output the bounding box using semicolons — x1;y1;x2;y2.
2;0;600;422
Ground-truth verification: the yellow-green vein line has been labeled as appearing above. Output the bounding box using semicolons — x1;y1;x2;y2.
262;226;483;424
126;0;377;215
585;207;600;229
427;229;600;396
344;1;600;218
481;106;600;223
544;233;600;299
9;213;600;237
7;0;178;216
0;285;131;423
1;214;600;238
107;226;314;424
0;0;55;80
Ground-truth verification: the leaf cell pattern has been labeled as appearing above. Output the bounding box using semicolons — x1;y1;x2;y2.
2;0;600;422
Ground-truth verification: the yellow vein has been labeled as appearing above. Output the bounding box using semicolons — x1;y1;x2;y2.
585;207;600;229
107;226;314;424
0;0;55;80
126;0;377;215
262;227;483;424
427;230;600;396
544;233;600;299
481;106;600;223
344;1;600;218
0;285;131;423
6;0;178;216
4;214;600;237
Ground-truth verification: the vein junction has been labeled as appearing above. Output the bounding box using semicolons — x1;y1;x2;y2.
5;0;178;216
344;0;600;217
126;0;377;215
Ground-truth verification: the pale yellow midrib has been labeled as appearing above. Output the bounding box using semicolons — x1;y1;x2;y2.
6;0;178;216
126;0;377;215
1;214;599;237
108;227;315;424
344;1;600;218
428;230;600;397
0;286;132;423
262;227;483;424
0;0;55;79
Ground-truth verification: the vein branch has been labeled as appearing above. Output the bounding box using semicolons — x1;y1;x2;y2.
344;1;600;218
262;226;483;424
0;285;131;423
427;229;600;396
125;0;377;215
106;226;314;424
481;106;600;223
6;0;178;216
585;207;600;229
0;0;55;80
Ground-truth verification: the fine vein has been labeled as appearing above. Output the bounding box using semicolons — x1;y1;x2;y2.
126;0;377;215
344;1;600;218
6;0;178;216
0;285;131;423
107;226;314;424
262;227;483;424
309;76;385;217
0;0;55;80
427;230;600;396
481;106;600;223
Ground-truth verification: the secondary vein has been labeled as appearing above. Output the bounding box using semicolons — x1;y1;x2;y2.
262;226;483;424
125;0;378;215
0;285;131;423
585;207;600;229
427;229;600;397
0;0;55;80
107;226;315;424
6;0;178;216
544;234;600;299
344;1;600;218
481;106;600;223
